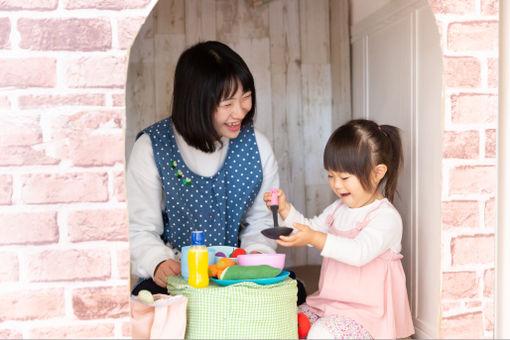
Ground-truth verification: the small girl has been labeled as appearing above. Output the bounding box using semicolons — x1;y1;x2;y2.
264;119;414;339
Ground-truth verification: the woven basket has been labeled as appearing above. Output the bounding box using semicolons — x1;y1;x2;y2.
167;276;298;339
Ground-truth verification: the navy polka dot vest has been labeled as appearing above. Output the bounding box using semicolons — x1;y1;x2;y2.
138;118;263;251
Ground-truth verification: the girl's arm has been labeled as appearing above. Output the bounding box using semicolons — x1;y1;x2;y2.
127;134;177;279
239;130;278;254
321;208;403;266
281;200;340;234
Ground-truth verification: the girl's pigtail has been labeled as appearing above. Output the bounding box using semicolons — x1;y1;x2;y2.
380;125;403;202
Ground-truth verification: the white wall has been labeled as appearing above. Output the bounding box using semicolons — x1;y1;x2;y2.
349;0;393;25
351;0;442;337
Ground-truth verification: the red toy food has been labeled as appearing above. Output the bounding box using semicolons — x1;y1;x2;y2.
230;248;247;258
297;313;311;339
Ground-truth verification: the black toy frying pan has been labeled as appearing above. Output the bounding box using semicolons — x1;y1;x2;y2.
261;189;293;239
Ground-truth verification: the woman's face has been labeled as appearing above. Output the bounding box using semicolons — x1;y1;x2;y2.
213;85;252;139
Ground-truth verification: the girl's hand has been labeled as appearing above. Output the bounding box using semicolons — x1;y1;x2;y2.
153;259;181;287
276;223;327;251
262;189;291;219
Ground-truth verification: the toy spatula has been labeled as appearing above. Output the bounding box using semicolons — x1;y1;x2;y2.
261;189;293;239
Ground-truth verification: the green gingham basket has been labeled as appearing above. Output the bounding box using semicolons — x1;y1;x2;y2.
167;275;298;339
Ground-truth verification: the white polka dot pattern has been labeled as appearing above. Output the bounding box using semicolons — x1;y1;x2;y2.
139;118;263;251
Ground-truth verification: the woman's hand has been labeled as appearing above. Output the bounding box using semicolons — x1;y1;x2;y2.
276;223;327;251
262;189;291;219
153;259;181;287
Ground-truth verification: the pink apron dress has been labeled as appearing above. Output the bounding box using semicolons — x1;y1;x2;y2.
305;200;415;339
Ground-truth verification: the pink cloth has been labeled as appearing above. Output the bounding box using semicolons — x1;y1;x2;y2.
130;294;187;339
306;201;415;339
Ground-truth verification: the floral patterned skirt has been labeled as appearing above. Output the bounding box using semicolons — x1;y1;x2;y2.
298;304;373;339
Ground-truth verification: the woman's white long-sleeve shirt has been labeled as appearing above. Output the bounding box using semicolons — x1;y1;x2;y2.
281;198;402;267
127;126;279;278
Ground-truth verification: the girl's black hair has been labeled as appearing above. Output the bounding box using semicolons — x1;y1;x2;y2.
171;41;256;153
323;119;404;202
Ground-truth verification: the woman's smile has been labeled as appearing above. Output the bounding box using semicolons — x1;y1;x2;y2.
225;121;241;132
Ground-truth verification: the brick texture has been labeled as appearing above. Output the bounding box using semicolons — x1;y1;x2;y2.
441;312;484;339
487;58;497;88
57;133;124;166
67;208;128;242
0;252;19;282
484;198;495;228
0;17;10;48
64;56;127;88
484;301;494;332
445;57;480;88
451;93;497;124
443;130;479;159
483;268;494;298
28;249;111;282
29;324;115;339
485;129;496;158
112;93;125;107
30;323;115;339
0;146;59;166
441;201;479;229
449;165;496;195
116;247;130;280
21;172;109;204
72;286;129;320
122;321;132;337
0;174;12;205
0;58;56;88
18;93;105;109
64;0;152;10
113;170;126;202
0;0;57;10
428;0;476;14
451;234;495;266
0;95;10;108
117;17;147;50
0;114;42;147
0;289;65;321
442;271;479;299
0;329;22;339
447;21;498;51
18;18;111;51
50;110;122;137
481;0;499;16
0;211;59;245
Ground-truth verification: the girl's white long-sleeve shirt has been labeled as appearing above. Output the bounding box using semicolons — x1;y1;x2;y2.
281;198;402;266
127;126;279;278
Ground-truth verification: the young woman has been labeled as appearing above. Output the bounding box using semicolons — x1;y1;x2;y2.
128;41;279;294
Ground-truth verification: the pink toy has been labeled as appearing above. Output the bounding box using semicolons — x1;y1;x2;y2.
237;253;286;270
261;189;293;239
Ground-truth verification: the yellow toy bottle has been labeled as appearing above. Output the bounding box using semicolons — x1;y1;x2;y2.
188;230;209;288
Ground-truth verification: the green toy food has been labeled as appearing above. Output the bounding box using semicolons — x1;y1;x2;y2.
219;265;281;280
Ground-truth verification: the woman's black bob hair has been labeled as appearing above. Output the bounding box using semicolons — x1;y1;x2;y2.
171;41;256;153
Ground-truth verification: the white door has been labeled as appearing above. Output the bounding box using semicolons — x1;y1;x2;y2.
351;0;442;337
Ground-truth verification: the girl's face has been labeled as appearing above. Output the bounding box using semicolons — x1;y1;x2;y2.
213;85;252;139
327;170;382;208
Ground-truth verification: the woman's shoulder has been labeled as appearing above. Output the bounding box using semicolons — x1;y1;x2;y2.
253;128;275;155
253;128;270;146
